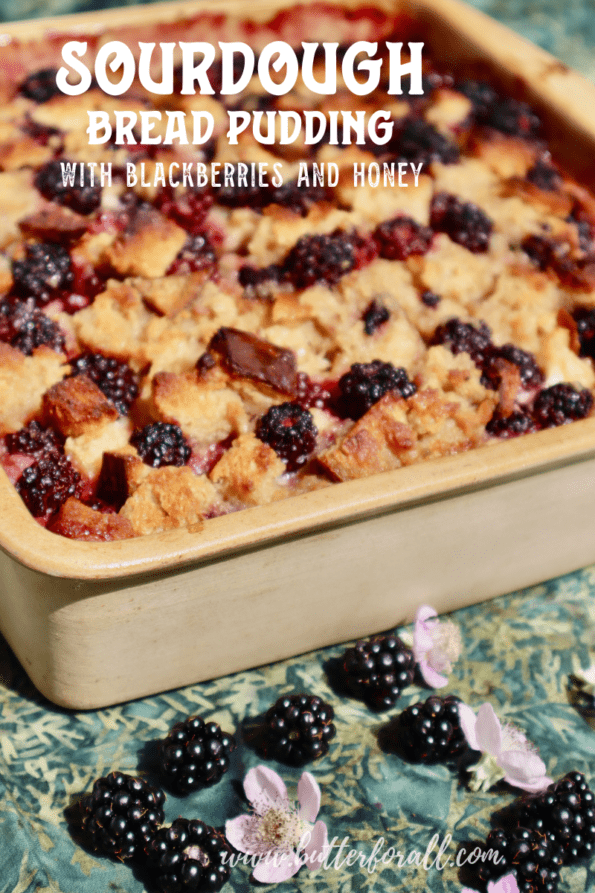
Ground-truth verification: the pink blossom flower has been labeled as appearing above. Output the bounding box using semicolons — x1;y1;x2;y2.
412;605;462;688
459;702;552;793
462;872;520;893
225;765;328;883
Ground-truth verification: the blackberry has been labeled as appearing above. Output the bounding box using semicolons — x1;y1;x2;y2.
131;422;191;468
532;383;593;428
486;410;537;439
373;215;433;260
432;318;494;368
266;175;328;215
516;772;595;866
338;360;417;420
390;117;459;166
255;402;317;471
572;306;595;359
281;231;355;289
421;290;441;307
476;827;559;893
5;420;63;457
12;242;73;305
70;353;139;415
146;819;232;893
83;771;165;862
35;160;102;215
526;159;561;192
395;695;467;763
16;453;81;517
169;233;216;273
431;192;493;253
19;68;61;103
159;715;236;794
496;344;544;389
362;299;390;335
0;298;65;356
458;81;541;137
522;234;555;272
264;694;336;764
342;634;415;710
156;187;213;234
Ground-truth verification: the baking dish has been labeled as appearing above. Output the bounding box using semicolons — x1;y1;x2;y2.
1;0;595;709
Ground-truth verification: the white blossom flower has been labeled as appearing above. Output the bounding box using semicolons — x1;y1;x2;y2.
459;702;551;793
225;765;328;883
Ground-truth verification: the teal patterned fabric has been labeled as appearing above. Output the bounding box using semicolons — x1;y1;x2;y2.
1;571;595;891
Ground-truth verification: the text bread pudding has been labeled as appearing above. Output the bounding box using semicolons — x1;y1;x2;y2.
1;5;595;542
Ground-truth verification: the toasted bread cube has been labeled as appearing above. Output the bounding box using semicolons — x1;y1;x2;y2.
43;375;118;438
50;498;134;541
119;466;218;536
96;448;145;508
72;281;153;367
106;206;187;278
131;272;209;317
64;417;133;477
151;371;248;445
209;433;286;506
0;345;67;434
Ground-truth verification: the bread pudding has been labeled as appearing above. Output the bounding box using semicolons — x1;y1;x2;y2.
1;4;595;542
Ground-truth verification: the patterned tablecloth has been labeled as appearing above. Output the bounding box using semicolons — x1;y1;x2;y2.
0;0;595;891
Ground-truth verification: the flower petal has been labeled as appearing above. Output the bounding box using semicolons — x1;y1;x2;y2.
418;659;449;689
244;765;289;812
416;604;438;626
225;815;260;855
500;749;552;791
302;820;328;871
458;702;479;751
297;772;321;822
475;703;502;756
252;850;302;883
488;873;520;893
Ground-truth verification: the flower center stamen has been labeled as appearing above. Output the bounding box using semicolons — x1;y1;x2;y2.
256;807;305;851
427;621;462;671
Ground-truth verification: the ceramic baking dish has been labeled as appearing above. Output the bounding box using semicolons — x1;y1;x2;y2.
2;0;595;710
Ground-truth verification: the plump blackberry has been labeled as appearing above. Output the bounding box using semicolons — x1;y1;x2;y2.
0;297;65;356
395;695;467;763
362;300;390;335
131;422;191;468
391;117;459;165
342;634;415;710
238;263;282;299
19;68;61;103
338;360;417;420
281;231;355;289
156;187;213;234
476;827;559;893
159;715;236;794
264;694;336;764
486;410;537;439
83;771;165;862
255;402;317;471
146;819;232;893
16;453;81;517
12;242;73;304
5;420;63;457
532;383;593;428
431;318;493;368
516;772;595;867
70;353;139;415
526;159;562;192
35;160;102;215
458;81;541;137
169;233;216;273
431;192;493;253
373;215;433;260
217;167;326;214
572;306;595;359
